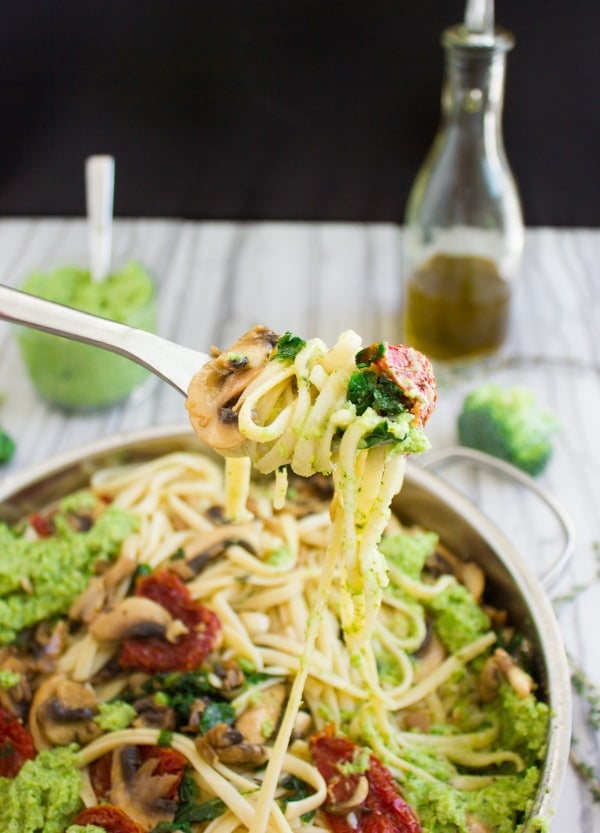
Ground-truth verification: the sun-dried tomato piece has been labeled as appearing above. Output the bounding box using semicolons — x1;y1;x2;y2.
28;511;55;537
356;342;437;426
89;751;112;802
73;804;144;833
0;706;36;777
139;745;187;799
310;728;421;833
119;570;220;673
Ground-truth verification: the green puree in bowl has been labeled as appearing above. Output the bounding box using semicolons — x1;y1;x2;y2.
18;262;157;410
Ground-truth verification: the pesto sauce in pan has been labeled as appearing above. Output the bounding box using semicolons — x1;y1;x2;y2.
0;499;137;643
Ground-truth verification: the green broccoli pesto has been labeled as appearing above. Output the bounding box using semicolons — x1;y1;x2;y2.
359;412;431;453
491;684;550;766
380;527;491;654
402;762;543;833
427;580;491;653
0;746;83;833
397;689;548;833
93;699;137;731
377;526;549;831
0;496;138;643
380;530;439;578
0;668;20;689
66;826;107;833
458;383;560;476
18;262;157;410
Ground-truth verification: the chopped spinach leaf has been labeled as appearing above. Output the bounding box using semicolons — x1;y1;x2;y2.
152;822;194;833
140;670;218;722
355;341;385;368
347;370;376;415
347;370;406;417
134;562;153;579
175;797;228;824
200;700;236;733
179;771;199;803
279;774;316;822
360;422;401;449
243;671;273;687
151;774;227;832
170;547;186;561
273;332;306;362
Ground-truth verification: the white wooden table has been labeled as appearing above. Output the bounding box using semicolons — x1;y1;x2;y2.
0;219;599;831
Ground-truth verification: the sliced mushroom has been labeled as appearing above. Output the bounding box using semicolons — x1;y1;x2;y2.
197;722;268;766
291;710;313;739
479;647;534;702
0;655;31;719
90;597;188;643
171;522;261;579
29;674;101;749
69;576;107;623
213;658;246;692
70;556;138;624
110;745;178;832
186;326;279;453
426;544;486;603
184;698;209;733
466;813;493;833
131;695;177;730
235;682;287;744
402;709;431;733
413;629;446;683
281;474;334;518
458;561;485;604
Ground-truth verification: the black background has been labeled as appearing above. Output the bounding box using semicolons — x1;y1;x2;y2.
0;1;598;225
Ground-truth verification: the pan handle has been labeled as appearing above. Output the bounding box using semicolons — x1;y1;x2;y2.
419;446;575;590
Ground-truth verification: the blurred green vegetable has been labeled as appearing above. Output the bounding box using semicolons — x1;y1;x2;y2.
457;383;560;476
0;427;15;465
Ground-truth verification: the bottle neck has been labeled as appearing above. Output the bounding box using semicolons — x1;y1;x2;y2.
442;46;508;123
439;24;514;131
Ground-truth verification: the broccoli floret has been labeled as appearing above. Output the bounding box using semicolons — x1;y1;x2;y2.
457;384;560;476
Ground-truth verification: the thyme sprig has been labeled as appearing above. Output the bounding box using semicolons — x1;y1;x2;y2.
551;542;600;803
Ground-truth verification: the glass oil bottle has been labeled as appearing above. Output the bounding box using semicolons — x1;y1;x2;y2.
403;15;524;361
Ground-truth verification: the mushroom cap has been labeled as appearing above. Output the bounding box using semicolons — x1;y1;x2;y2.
186;326;279;453
29;673;101;749
110;745;179;831
90;597;188;643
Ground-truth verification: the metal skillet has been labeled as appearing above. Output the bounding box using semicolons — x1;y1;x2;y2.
0;283;573;829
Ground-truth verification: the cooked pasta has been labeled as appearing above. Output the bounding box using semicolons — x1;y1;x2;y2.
187;328;438;832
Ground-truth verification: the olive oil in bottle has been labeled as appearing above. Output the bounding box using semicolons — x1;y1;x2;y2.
403;7;523;361
404;253;511;359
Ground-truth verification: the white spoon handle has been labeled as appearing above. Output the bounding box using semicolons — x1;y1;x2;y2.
86;155;115;283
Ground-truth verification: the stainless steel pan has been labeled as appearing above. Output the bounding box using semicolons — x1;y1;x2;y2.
0;423;571;829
